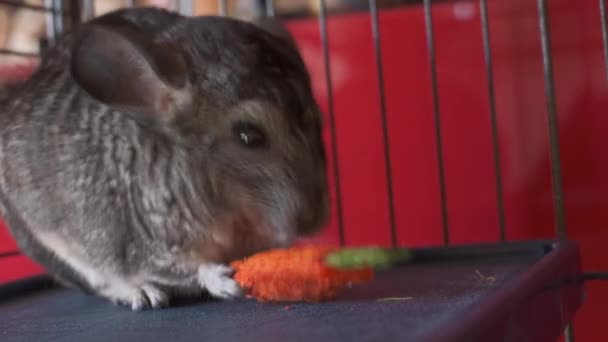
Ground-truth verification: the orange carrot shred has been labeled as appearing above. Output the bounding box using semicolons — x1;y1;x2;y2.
231;245;374;302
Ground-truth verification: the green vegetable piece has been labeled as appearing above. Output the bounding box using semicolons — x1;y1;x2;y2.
324;247;412;270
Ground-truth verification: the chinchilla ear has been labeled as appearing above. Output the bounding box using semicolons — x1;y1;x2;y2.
70;21;191;122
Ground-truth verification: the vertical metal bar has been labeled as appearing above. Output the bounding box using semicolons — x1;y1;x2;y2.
44;0;57;44
557;267;575;342
178;0;193;16
537;1;573;335
423;0;450;245
218;0;227;16
600;0;608;79
54;0;63;33
369;0;398;247
536;0;567;240
51;0;63;37
44;0;53;42
564;324;575;342
81;0;95;21
266;0;275;17
479;0;507;242
318;0;345;246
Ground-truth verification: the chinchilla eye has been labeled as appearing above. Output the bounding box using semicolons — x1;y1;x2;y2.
232;121;267;148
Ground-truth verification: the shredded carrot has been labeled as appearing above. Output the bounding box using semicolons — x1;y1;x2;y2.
231;245;374;302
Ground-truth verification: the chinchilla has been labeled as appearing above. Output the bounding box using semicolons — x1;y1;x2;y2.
0;7;329;310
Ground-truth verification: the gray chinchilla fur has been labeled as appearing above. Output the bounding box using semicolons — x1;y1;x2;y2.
0;7;329;310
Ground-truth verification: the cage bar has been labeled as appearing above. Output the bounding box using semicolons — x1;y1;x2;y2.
52;0;64;37
45;0;57;43
564;325;575;342
317;0;345;245
536;0;567;240
369;0;398;247
423;0;449;245
536;0;571;340
266;0;274;17
79;0;94;21
218;0;227;16
600;0;608;79
178;0;193;16
479;0;506;241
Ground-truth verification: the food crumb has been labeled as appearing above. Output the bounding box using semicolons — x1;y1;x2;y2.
474;269;496;285
475;270;496;287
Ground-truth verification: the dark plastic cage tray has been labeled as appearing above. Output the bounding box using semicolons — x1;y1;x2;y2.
0;241;582;342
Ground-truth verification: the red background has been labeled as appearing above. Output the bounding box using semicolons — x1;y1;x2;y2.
1;0;606;340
